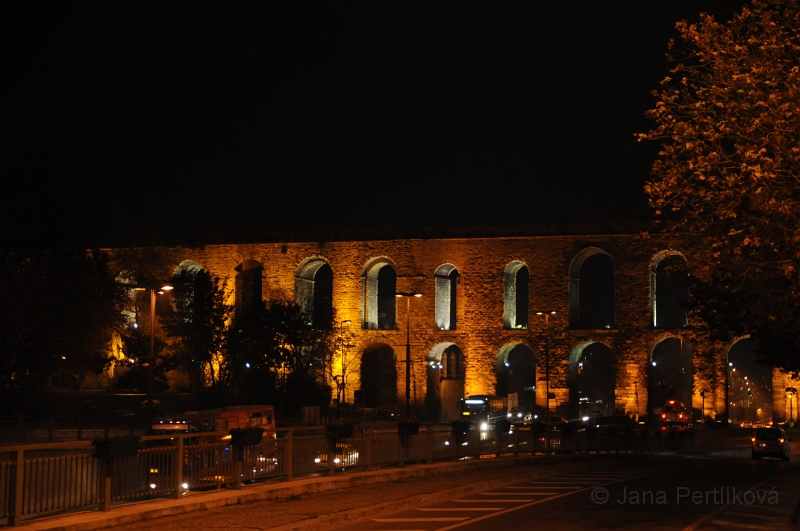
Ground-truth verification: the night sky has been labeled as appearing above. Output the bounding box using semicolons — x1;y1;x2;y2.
2;1;748;248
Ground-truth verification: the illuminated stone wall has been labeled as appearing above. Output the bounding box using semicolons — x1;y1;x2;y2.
120;231;786;422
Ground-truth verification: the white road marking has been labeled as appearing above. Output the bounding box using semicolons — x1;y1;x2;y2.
504;485;580;489
454;499;536;502
432;474;650;531
708;519;772;531
481;492;563;496
373;517;469;522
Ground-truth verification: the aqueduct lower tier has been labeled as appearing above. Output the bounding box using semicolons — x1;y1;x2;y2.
122;231;791;423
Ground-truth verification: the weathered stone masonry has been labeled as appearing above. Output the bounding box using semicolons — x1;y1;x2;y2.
136;231;789;422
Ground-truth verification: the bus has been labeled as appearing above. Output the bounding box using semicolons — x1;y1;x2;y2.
152;404;276;449
148;405;277;493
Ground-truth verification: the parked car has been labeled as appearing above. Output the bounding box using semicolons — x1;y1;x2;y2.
751;427;791;461
315;443;359;468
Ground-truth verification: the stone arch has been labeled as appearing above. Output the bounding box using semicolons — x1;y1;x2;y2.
727;338;773;425
503;261;529;329
495;342;537;410
295;257;333;329
235;258;263;319
362;257;397;330
360;343;397;409
569;248;615;329
569;341;616;419
648;336;693;417
434;264;459;331
426;342;465;421
651;251;688;328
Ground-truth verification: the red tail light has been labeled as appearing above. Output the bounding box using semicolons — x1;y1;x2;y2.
779;438;785;444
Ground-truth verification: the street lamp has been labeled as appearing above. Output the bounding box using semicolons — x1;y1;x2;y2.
533;310;557;425
396;292;422;417
133;282;173;412
339;320;351;405
786;387;797;423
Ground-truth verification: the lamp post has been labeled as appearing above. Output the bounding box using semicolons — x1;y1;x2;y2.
339;319;351;405
726;362;733;425
533;310;557;425
396;292;422;417
133;282;173;412
787;387;797;423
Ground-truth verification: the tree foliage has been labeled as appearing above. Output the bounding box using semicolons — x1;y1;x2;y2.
160;269;231;396
640;0;800;372
0;248;126;393
226;299;334;413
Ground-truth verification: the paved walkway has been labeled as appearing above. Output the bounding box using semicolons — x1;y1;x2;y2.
20;454;589;531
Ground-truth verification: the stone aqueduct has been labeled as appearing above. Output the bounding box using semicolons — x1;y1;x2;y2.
126;231;793;423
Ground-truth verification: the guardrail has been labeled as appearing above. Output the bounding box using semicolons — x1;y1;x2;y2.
0;424;689;527
0;416;146;443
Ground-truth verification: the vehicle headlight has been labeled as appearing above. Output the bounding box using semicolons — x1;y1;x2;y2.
334;458;340;464
314;457;321;463
150;483;157;490
480;423;489;431
181;483;189;490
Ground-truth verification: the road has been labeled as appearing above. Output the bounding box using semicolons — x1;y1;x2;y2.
332;432;799;531
92;430;799;531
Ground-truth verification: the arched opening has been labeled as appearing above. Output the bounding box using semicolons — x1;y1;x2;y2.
360;343;397;409
569;342;616;419
503;261;529;329
569;248;615;329
728;338;773;425
648;337;693;418
434;264;459;330
295;258;333;329
652;252;688;328
426;343;465;421
495;343;537;411
235;259;263;320
362;259;397;330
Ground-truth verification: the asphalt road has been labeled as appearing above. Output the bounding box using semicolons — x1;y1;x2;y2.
332;433;800;531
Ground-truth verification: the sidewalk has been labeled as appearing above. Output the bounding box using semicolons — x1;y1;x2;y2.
18;454;589;531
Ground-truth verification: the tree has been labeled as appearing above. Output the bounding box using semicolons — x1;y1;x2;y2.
639;0;800;373
226;299;334;415
0;248;126;399
160;269;232;398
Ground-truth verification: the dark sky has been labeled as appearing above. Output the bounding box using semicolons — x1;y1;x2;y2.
2;1;748;247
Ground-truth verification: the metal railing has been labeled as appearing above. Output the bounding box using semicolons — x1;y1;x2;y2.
0;416;146;443
0;424;680;527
